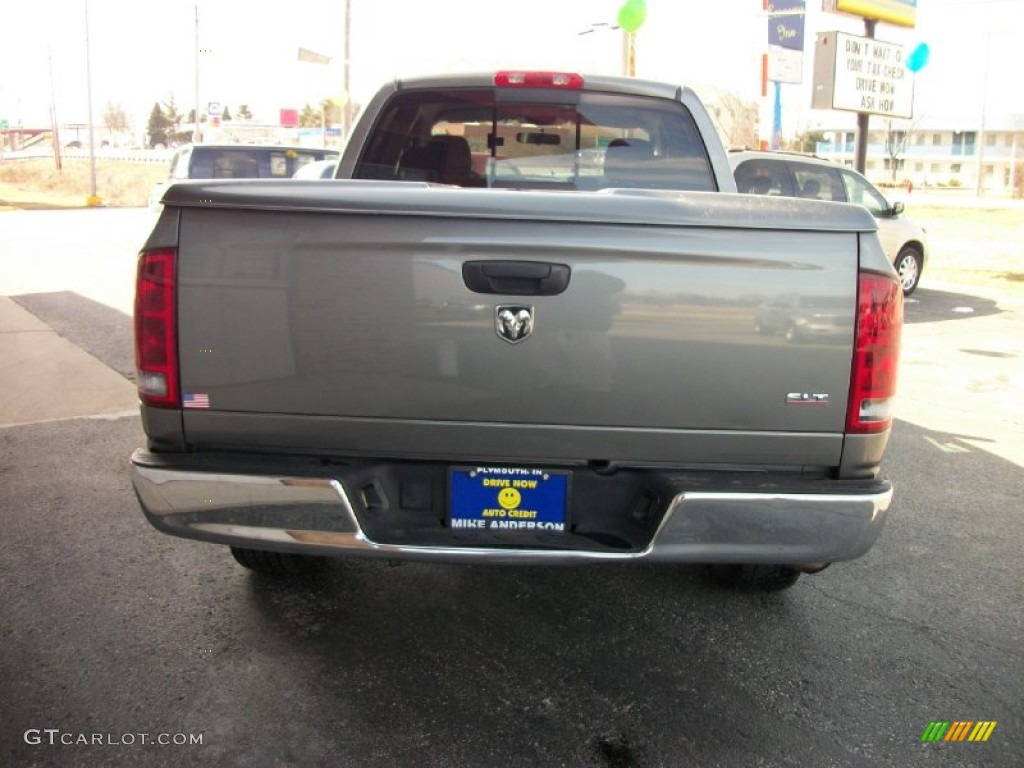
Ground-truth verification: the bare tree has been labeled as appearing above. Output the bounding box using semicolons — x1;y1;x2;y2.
706;91;759;150
103;102;130;134
883;113;926;184
883;120;910;184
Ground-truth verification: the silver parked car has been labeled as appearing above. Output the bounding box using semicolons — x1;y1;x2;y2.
729;150;927;295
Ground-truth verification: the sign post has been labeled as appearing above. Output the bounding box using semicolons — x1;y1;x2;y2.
765;0;806;150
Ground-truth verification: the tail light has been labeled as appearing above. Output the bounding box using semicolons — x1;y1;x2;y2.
134;248;179;408
847;270;903;433
494;71;585;89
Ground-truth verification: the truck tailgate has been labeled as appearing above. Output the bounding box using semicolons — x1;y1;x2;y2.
168;181;874;467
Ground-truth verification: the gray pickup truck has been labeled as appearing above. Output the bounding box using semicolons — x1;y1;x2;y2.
132;72;903;590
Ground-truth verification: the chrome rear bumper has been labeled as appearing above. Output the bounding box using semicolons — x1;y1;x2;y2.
131;452;892;566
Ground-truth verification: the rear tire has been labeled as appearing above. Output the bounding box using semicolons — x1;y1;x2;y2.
708;564;801;592
230;546;325;578
895;246;922;296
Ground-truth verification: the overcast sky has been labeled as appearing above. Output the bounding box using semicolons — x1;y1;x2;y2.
2;0;1023;137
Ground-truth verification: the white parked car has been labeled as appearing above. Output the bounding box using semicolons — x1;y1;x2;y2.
291;159;338;179
729;150;928;295
148;144;340;209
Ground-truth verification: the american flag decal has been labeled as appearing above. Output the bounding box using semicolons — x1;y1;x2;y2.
183;392;211;409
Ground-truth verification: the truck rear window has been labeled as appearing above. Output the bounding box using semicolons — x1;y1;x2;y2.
354;89;715;192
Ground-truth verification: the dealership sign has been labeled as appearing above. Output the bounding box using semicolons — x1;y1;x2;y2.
812;31;914;118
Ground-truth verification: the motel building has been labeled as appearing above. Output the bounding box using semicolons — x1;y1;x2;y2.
814;117;1024;195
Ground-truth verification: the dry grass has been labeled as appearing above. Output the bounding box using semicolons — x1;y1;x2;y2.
904;204;1024;291
0;158;167;208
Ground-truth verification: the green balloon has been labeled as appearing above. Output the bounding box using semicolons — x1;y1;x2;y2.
617;0;647;34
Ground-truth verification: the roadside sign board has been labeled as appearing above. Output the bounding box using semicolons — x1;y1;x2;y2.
769;46;804;84
768;0;806;51
812;31;914;118
766;0;805;84
207;102;221;117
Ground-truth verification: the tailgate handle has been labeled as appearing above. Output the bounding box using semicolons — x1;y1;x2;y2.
462;261;571;296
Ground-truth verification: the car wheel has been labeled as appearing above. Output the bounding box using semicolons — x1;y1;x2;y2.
230;546;325;577
708;564;802;591
895;246;922;295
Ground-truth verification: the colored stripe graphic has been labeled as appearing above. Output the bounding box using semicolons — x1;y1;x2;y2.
921;722;949;742
921;721;997;742
969;722;997;742
945;721;972;741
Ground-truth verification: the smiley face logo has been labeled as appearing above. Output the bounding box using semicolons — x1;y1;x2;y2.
497;487;521;510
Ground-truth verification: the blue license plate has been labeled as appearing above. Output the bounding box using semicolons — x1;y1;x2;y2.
449;467;570;533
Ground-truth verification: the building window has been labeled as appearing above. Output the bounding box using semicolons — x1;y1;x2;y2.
952;132;977;156
932;133;942;145
914;162;923;172
930;163;940;173
916;134;925;145
1007;134;1015;147
951;163;962;173
986;134;997;146
984;164;994;174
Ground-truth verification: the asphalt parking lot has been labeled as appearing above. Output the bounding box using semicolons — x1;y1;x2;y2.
1;209;1021;767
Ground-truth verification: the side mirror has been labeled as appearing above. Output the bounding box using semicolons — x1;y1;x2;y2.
891;200;904;216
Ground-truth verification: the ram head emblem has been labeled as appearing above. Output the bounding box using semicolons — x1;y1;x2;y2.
495;306;534;344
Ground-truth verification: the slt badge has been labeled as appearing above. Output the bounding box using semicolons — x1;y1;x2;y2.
495;306;534;344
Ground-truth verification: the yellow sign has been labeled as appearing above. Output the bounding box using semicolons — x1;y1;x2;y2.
825;0;917;28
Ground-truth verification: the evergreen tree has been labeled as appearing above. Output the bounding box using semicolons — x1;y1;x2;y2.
221;106;232;121
163;94;182;134
147;102;171;147
299;103;320;128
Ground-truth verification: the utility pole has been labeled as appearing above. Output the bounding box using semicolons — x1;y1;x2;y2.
194;6;201;144
974;31;991;197
85;0;99;205
622;31;635;76
48;47;62;171
343;0;352;140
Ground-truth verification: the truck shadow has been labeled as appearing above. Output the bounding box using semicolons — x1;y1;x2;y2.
903;286;1003;324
